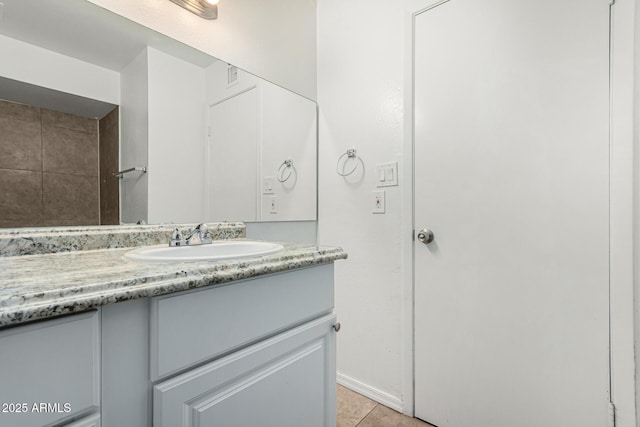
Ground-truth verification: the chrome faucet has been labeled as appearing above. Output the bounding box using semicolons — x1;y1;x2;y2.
170;223;213;247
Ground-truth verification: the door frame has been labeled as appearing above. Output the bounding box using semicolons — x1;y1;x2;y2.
400;0;637;423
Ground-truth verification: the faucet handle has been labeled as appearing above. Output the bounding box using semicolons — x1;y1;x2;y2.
170;227;186;247
171;227;182;240
196;223;213;244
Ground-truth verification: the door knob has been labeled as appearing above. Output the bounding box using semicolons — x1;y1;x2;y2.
417;229;434;244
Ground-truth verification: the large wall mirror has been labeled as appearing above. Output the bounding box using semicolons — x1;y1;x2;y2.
0;0;317;229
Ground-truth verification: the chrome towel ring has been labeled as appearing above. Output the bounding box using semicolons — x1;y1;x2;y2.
336;148;360;176
277;159;295;182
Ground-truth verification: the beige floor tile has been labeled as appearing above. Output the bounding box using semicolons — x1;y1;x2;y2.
337;385;377;427
357;404;436;427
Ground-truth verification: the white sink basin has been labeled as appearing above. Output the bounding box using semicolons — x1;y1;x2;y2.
124;240;284;263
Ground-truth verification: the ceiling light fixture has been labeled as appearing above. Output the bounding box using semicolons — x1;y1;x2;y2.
169;0;218;20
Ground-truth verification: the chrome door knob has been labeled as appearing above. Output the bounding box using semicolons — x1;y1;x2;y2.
417;229;434;244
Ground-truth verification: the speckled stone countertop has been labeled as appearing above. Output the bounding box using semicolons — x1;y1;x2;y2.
0;222;246;257
0;224;347;327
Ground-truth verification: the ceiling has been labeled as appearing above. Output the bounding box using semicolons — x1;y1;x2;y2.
0;76;117;119
0;0;216;71
0;0;217;118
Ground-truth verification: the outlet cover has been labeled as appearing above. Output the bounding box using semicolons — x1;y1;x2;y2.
268;196;278;214
373;190;385;214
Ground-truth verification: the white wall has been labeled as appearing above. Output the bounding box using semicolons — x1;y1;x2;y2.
319;0;640;421
205;62;317;223
120;47;206;224
634;0;640;421
85;0;317;100
205;63;261;223
147;48;206;224
208;85;260;222
245;221;317;244
120;48;150;224
205;62;260;102
260;82;317;221
317;0;406;410
610;0;639;425
0;33;119;105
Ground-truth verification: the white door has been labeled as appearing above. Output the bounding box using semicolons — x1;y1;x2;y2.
208;88;260;222
413;1;610;426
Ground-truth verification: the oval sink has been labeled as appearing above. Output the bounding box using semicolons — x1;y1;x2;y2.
124;240;284;263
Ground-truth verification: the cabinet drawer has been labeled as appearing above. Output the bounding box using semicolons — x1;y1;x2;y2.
154;313;337;427
151;264;334;380
0;311;100;427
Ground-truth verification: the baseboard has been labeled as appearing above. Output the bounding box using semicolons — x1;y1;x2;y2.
337;372;404;413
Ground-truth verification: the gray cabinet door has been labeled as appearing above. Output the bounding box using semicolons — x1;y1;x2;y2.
154;313;337;427
151;265;334;380
0;311;100;427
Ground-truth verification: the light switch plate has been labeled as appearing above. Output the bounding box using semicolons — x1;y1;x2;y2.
262;177;275;194
373;190;385;214
376;162;398;187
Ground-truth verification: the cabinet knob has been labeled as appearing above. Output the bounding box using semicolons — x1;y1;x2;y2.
333;323;341;332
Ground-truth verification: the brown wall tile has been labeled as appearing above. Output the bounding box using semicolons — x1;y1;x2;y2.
0;116;42;171
42;125;99;176
43;173;99;226
41;109;97;133
0;169;43;227
0;99;40;123
99;107;120;225
0;101;111;228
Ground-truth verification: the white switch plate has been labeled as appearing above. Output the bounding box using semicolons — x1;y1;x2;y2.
373;190;385;214
376;162;398;187
262;177;275;194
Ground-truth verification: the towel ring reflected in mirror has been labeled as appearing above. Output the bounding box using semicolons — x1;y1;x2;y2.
277;159;295;183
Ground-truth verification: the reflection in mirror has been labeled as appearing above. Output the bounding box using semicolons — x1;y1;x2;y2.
0;91;119;228
0;0;317;229
206;65;317;222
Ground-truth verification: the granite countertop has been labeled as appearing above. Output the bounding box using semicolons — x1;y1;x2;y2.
0;242;347;328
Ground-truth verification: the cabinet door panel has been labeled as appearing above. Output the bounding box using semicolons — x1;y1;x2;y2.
151;265;334;380
154;314;337;427
0;312;100;427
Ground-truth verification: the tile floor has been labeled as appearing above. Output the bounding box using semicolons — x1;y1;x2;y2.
337;385;435;427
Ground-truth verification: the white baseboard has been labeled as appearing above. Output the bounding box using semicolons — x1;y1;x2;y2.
337;372;404;414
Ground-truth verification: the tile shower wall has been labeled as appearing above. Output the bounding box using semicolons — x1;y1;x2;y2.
99;107;119;225
0;99;101;227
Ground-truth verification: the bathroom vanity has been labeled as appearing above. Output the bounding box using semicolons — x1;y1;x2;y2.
0;223;346;427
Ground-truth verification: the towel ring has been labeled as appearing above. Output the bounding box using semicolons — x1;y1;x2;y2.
277;159;294;182
336;148;360;177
